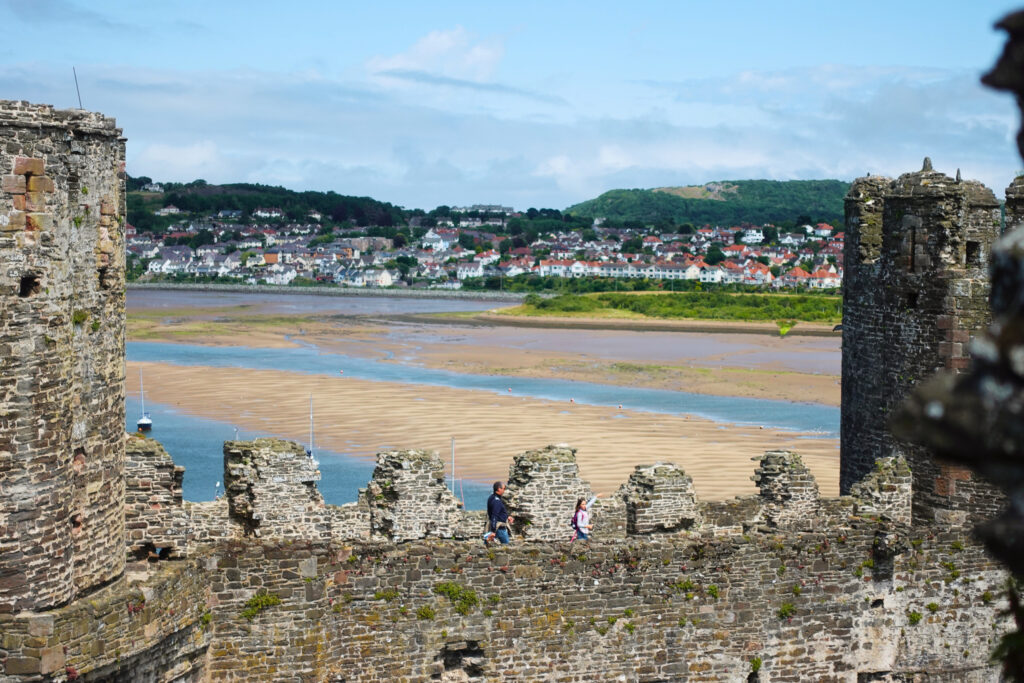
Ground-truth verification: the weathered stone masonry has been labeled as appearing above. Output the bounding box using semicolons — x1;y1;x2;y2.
0;101;126;613
0;440;1014;681
840;160;1006;525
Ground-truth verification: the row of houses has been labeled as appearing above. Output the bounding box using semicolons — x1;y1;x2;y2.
528;257;839;288
129;218;844;290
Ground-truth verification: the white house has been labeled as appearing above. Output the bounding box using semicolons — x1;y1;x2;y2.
363;269;394;287
808;268;841;289
265;266;298;286
699;265;724;283
538;259;574;277
334;269;365;287
421;228;458;251
456;262;484;280
743;227;765;244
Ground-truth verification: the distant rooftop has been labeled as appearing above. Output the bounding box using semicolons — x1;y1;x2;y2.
451;204;513;215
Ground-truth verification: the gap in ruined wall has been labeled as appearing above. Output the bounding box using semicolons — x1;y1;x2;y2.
18;272;40;297
872;548;895;582
966;240;981;265
130;542;172;562
98;265;111;290
71;512;84;535
437;640;486;680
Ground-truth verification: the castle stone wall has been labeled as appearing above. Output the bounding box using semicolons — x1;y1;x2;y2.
839;175;889;504
504;444;597;541
0;101;126;612
193;528;1007;682
363;449;466;542
840;161;1005;525
848;455;913;526
753;450;821;529
1003;175;1024;235
125;434;189;558
2;435;1011;682
224;438;332;539
619;461;701;535
0;555;210;681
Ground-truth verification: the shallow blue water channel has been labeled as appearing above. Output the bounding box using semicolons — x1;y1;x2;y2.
127;340;838;510
125;394;492;510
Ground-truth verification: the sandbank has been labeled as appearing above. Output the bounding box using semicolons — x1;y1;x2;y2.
127;310;841;406
129;361;839;501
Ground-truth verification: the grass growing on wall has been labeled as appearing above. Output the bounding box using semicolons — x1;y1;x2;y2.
241;590;281;621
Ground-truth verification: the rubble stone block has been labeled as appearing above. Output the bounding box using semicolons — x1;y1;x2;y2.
6;211;25;231
5;656;41;674
947;357;969;370
39;645;64;674
24;192;45;212
26;175;54;193
13;156;44;175
2;175;25;194
25;213;49;231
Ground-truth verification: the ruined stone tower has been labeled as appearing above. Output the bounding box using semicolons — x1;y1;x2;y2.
840;159;1005;524
0;101;126;611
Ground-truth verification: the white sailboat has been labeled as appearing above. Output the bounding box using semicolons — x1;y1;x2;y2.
136;370;153;432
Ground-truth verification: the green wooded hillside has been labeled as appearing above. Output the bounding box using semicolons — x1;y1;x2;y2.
126;177;405;232
565;180;850;226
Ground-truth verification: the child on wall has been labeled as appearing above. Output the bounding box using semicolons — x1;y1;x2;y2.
571;493;600;541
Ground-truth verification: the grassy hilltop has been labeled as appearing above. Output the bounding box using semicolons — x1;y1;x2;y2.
566;179;850;226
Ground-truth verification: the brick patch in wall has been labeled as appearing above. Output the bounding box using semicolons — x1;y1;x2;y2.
13;155;44;175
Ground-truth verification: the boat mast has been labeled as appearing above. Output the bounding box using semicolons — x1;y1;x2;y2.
450;436;456;496
140;370;145;416
308;394;314;458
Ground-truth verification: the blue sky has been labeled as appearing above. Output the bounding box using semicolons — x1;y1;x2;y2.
0;1;1021;211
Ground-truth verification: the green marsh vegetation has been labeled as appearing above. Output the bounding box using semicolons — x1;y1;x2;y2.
510;291;841;325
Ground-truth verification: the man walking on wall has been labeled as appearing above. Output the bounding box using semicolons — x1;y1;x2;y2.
487;481;514;544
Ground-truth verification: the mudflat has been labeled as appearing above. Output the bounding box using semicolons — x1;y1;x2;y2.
127;293;841;499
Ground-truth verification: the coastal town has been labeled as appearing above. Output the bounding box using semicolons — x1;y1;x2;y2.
128;201;844;291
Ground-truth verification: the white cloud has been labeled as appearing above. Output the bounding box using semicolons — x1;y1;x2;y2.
367;26;503;83
131;141;225;181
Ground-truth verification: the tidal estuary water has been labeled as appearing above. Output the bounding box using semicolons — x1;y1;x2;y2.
126;289;839;509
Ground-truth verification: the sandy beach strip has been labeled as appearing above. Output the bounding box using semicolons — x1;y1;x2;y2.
129;361;840;501
473;312;841;337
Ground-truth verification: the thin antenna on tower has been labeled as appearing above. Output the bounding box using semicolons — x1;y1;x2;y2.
73;67;83;109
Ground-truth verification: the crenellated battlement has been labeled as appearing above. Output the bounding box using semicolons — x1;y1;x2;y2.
0;442;1011;681
363;448;466;542
143;438;927;561
620;462;701;535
